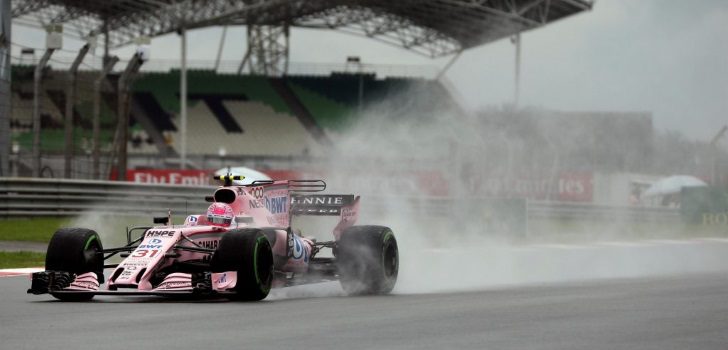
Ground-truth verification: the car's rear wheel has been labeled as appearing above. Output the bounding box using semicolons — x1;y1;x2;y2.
45;228;104;301
337;225;399;295
211;228;273;301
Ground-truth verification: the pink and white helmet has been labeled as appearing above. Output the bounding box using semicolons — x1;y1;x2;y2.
206;202;234;226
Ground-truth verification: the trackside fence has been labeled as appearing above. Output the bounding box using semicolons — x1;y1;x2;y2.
0;177;213;217
0;178;681;223
527;200;680;222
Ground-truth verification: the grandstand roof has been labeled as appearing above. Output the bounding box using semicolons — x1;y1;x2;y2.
11;0;592;57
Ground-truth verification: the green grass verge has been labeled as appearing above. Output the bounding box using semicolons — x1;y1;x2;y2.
0;217;70;242
0;215;189;268
0;215;191;245
0;252;45;269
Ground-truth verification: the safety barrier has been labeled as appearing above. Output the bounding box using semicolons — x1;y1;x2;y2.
0;178;681;223
527;200;681;222
0;177;213;217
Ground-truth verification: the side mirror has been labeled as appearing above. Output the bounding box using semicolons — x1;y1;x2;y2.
153;217;167;224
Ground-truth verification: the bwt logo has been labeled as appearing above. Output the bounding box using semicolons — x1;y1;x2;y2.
265;196;287;214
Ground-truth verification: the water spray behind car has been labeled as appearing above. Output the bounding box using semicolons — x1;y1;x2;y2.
305;83;728;295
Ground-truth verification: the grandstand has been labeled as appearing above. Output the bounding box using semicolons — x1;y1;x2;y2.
2;0;593;179
9;68;457;163
10;67;117;156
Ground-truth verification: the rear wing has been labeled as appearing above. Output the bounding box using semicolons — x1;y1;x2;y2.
288;180;326;193
248;179;326;192
291;194;358;216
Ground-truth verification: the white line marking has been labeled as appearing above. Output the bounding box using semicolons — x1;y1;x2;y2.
697;238;728;243
0;267;43;278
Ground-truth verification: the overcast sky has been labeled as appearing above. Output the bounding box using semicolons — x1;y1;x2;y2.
10;0;728;142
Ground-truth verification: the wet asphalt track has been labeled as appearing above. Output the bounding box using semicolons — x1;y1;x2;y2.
2;273;728;350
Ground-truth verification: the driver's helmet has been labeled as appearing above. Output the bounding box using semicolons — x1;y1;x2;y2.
206;202;234;226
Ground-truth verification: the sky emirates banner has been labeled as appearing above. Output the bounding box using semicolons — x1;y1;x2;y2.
124;169;213;186
468;172;593;202
121;168;593;202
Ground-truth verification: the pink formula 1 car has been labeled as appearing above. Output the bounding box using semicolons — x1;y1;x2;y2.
28;176;399;301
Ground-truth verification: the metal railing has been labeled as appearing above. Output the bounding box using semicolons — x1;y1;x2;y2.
527;200;681;222
0;178;681;223
0;177;213;217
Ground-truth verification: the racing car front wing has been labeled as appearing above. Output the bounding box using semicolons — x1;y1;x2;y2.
27;271;225;297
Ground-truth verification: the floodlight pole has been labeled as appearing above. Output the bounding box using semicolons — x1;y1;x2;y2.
0;0;10;177
92;56;118;180
115;53;143;181
63;43;89;179
102;18;109;65
180;25;188;170
32;48;55;177
514;32;521;109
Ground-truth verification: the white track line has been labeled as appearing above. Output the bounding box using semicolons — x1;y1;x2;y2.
0;267;43;278
5;238;728;277
422;238;728;254
697;237;728;243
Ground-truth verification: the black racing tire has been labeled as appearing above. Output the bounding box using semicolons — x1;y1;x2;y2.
210;228;273;301
45;228;104;301
337;225;399;295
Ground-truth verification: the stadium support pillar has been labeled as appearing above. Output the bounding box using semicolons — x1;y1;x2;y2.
238;24;289;76
32;49;55;177
214;26;227;72
92;56;118;180
63;44;89;179
180;26;188;170
435;50;462;81
115;53;143;181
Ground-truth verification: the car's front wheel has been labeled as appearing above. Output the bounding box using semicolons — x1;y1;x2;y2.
45;228;104;301
211;228;273;301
